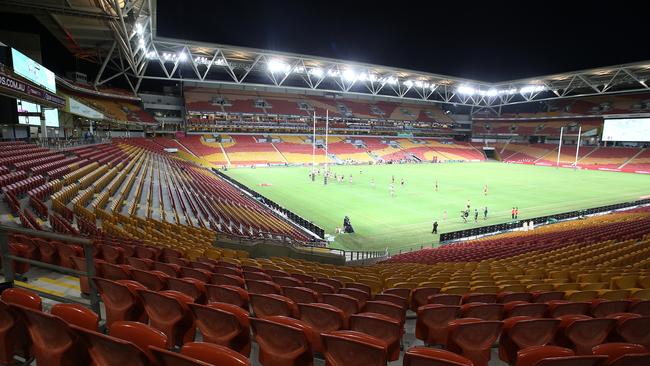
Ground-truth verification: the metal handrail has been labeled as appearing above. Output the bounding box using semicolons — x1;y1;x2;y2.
0;224;100;315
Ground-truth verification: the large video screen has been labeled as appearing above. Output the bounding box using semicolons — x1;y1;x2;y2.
602;118;650;142
16;99;60;127
11;48;56;93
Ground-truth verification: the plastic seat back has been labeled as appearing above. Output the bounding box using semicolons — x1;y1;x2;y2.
339;287;370;307
150;346;212;366
617;316;650;349
499;317;560;364
50;303;99;331
167;278;206;304
534;355;608;366
592;342;649;365
250;317;312;366
298;303;345;334
245;280;281;295
404;347;473;366
14;304;88;366
428;294;462;305
461;302;503;320
94;277;146;326
447;318;503;366
109;321;168;361
1;288;42;310
72;325;150;366
350;312;401;361
322;330;387;366
516;345;575;366
205;284;249;309
211;274;245;288
282;286;320;304
188;302;250;356
0;300;31;364
415;304;460;346
136;289;195;347
565;318;616;354
411;287;440;311
249;293;299;318
181;342;250;366
364;300;405;324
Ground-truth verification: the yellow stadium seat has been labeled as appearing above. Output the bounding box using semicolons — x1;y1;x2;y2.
629;289;650;300
440;286;470;295
610;276;639;290
598;289;631;300
565;290;599;301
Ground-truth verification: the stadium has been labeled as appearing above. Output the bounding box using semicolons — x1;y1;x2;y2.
0;0;649;365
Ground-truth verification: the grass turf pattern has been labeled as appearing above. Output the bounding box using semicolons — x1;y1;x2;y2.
225;162;650;253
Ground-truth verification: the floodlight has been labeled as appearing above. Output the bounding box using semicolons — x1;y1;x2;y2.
457;85;475;95
404;80;414;88
327;69;339;77
309;68;324;77
293;66;305;73
368;74;377;82
486;88;498;97
146;51;157;60
268;59;290;73
343;69;357;82
357;73;368;81
138;38;145;49
519;85;545;93
385;77;398;85
135;23;144;36
177;52;187;62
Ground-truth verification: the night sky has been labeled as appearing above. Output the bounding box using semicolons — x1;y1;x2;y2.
157;0;650;82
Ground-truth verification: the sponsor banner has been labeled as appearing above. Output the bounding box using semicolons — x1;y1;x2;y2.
66;96;104;120
0;71;65;107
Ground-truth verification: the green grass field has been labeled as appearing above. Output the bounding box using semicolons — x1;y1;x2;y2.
226;162;650;253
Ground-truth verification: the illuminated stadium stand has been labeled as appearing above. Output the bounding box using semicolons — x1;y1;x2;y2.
3;2;650;364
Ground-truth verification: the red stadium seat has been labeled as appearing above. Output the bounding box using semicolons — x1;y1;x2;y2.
447;318;503;366
245;280;282;295
249;293;299;318
13;304;89;366
592;343;649;366
322;293;360;326
428;294;462;305
282;286;320;304
322;330;388;366
499;316;560;364
350;312;402;361
211;273;245;288
504;301;548;318
109;321;169;360
517;345;576;366
137;289;195;348
0;300;32;364
180;342;250;366
250;317;313;366
205;284;249;309
94;278;147;326
591;300;632;318
404;347;473;366
167;277;207;304
363;300;405;325
617;316;650;349
50;303;99;331
72;325;151;366
460;302;503;320
415;304;460;346
564;318;616;354
411;287;440;311
189;302;251;356
339;287;370;308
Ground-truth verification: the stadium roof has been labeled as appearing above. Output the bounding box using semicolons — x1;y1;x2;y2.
6;0;650;110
